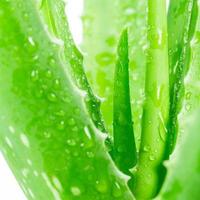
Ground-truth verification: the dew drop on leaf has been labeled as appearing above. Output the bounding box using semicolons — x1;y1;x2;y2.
185;92;192;100
70;186;81;196
45;70;53;79
67;139;76;147
95;52;115;66
112;182;122;198
68;118;76;126
143;145;150;152
30;69;39;82
185;103;191;111
47;92;57;102
86;151;94;158
43;131;51;138
149;155;155;161
95;180;108;193
57;120;65;130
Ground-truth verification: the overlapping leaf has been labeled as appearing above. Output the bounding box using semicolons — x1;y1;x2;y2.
0;1;134;199
83;0;147;145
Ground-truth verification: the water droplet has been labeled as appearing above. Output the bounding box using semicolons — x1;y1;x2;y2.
5;137;13;148
84;126;92;139
149;155;155;161
28;36;36;46
30;70;39;82
143;145;150;152
95;52;114;66
34;89;44;98
70;186;81;196
112;182;122;197
105;36;116;47
33;171;39;177
22;168;29;177
68;118;76;126
117;145;126;153
125;8;135;16
95;180;108;193
67;139;76;146
55;110;65;117
23;12;29;19
44;131;51;138
86;151;94;158
185;103;191;111
53;79;61;89
8;125;15;134
57;120;65;130
186;92;192;100
48;56;56;66
20;133;30;148
27;159;32;166
72;126;78;132
47;93;57;102
45;70;53;79
73;151;79;157
52;176;63;191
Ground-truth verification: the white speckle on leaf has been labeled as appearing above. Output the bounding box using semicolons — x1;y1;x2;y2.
42;172;62;200
52;176;63;192
84;126;92;139
20;133;30;148
22;168;29;177
27;159;32;166
70;186;81;196
8;125;15;134
28;36;36;46
33;170;39;177
28;188;35;198
5;137;13;148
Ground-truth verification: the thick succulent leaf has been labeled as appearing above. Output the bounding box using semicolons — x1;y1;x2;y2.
157;2;200;197
182;1;200;118
166;0;198;156
40;0;106;132
113;29;137;174
133;0;169;199
157;110;200;199
0;1;134;200
83;0;147;143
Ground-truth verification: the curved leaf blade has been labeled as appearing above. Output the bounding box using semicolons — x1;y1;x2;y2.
113;29;137;174
0;1;134;199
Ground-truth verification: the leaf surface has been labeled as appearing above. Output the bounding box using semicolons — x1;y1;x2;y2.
113;29;137;174
83;0;147;145
0;1;134;199
158;110;200;199
166;0;198;155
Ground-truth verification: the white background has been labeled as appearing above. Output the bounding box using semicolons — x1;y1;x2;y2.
0;1;82;199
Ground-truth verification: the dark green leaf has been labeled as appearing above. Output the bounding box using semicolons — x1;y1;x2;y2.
113;29;137;174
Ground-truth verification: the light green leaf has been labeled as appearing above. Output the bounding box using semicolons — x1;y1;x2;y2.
166;0;198;156
40;0;106;132
133;0;169;199
83;0;147;144
0;1;134;199
158;110;200;199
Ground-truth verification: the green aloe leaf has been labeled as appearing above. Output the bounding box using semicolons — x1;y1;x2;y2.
113;29;137;174
166;0;198;156
83;0;147;143
157;110;200;199
40;0;106;132
0;1;134;199
133;0;169;199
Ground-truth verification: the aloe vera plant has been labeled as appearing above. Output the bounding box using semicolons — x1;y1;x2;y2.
1;0;200;200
